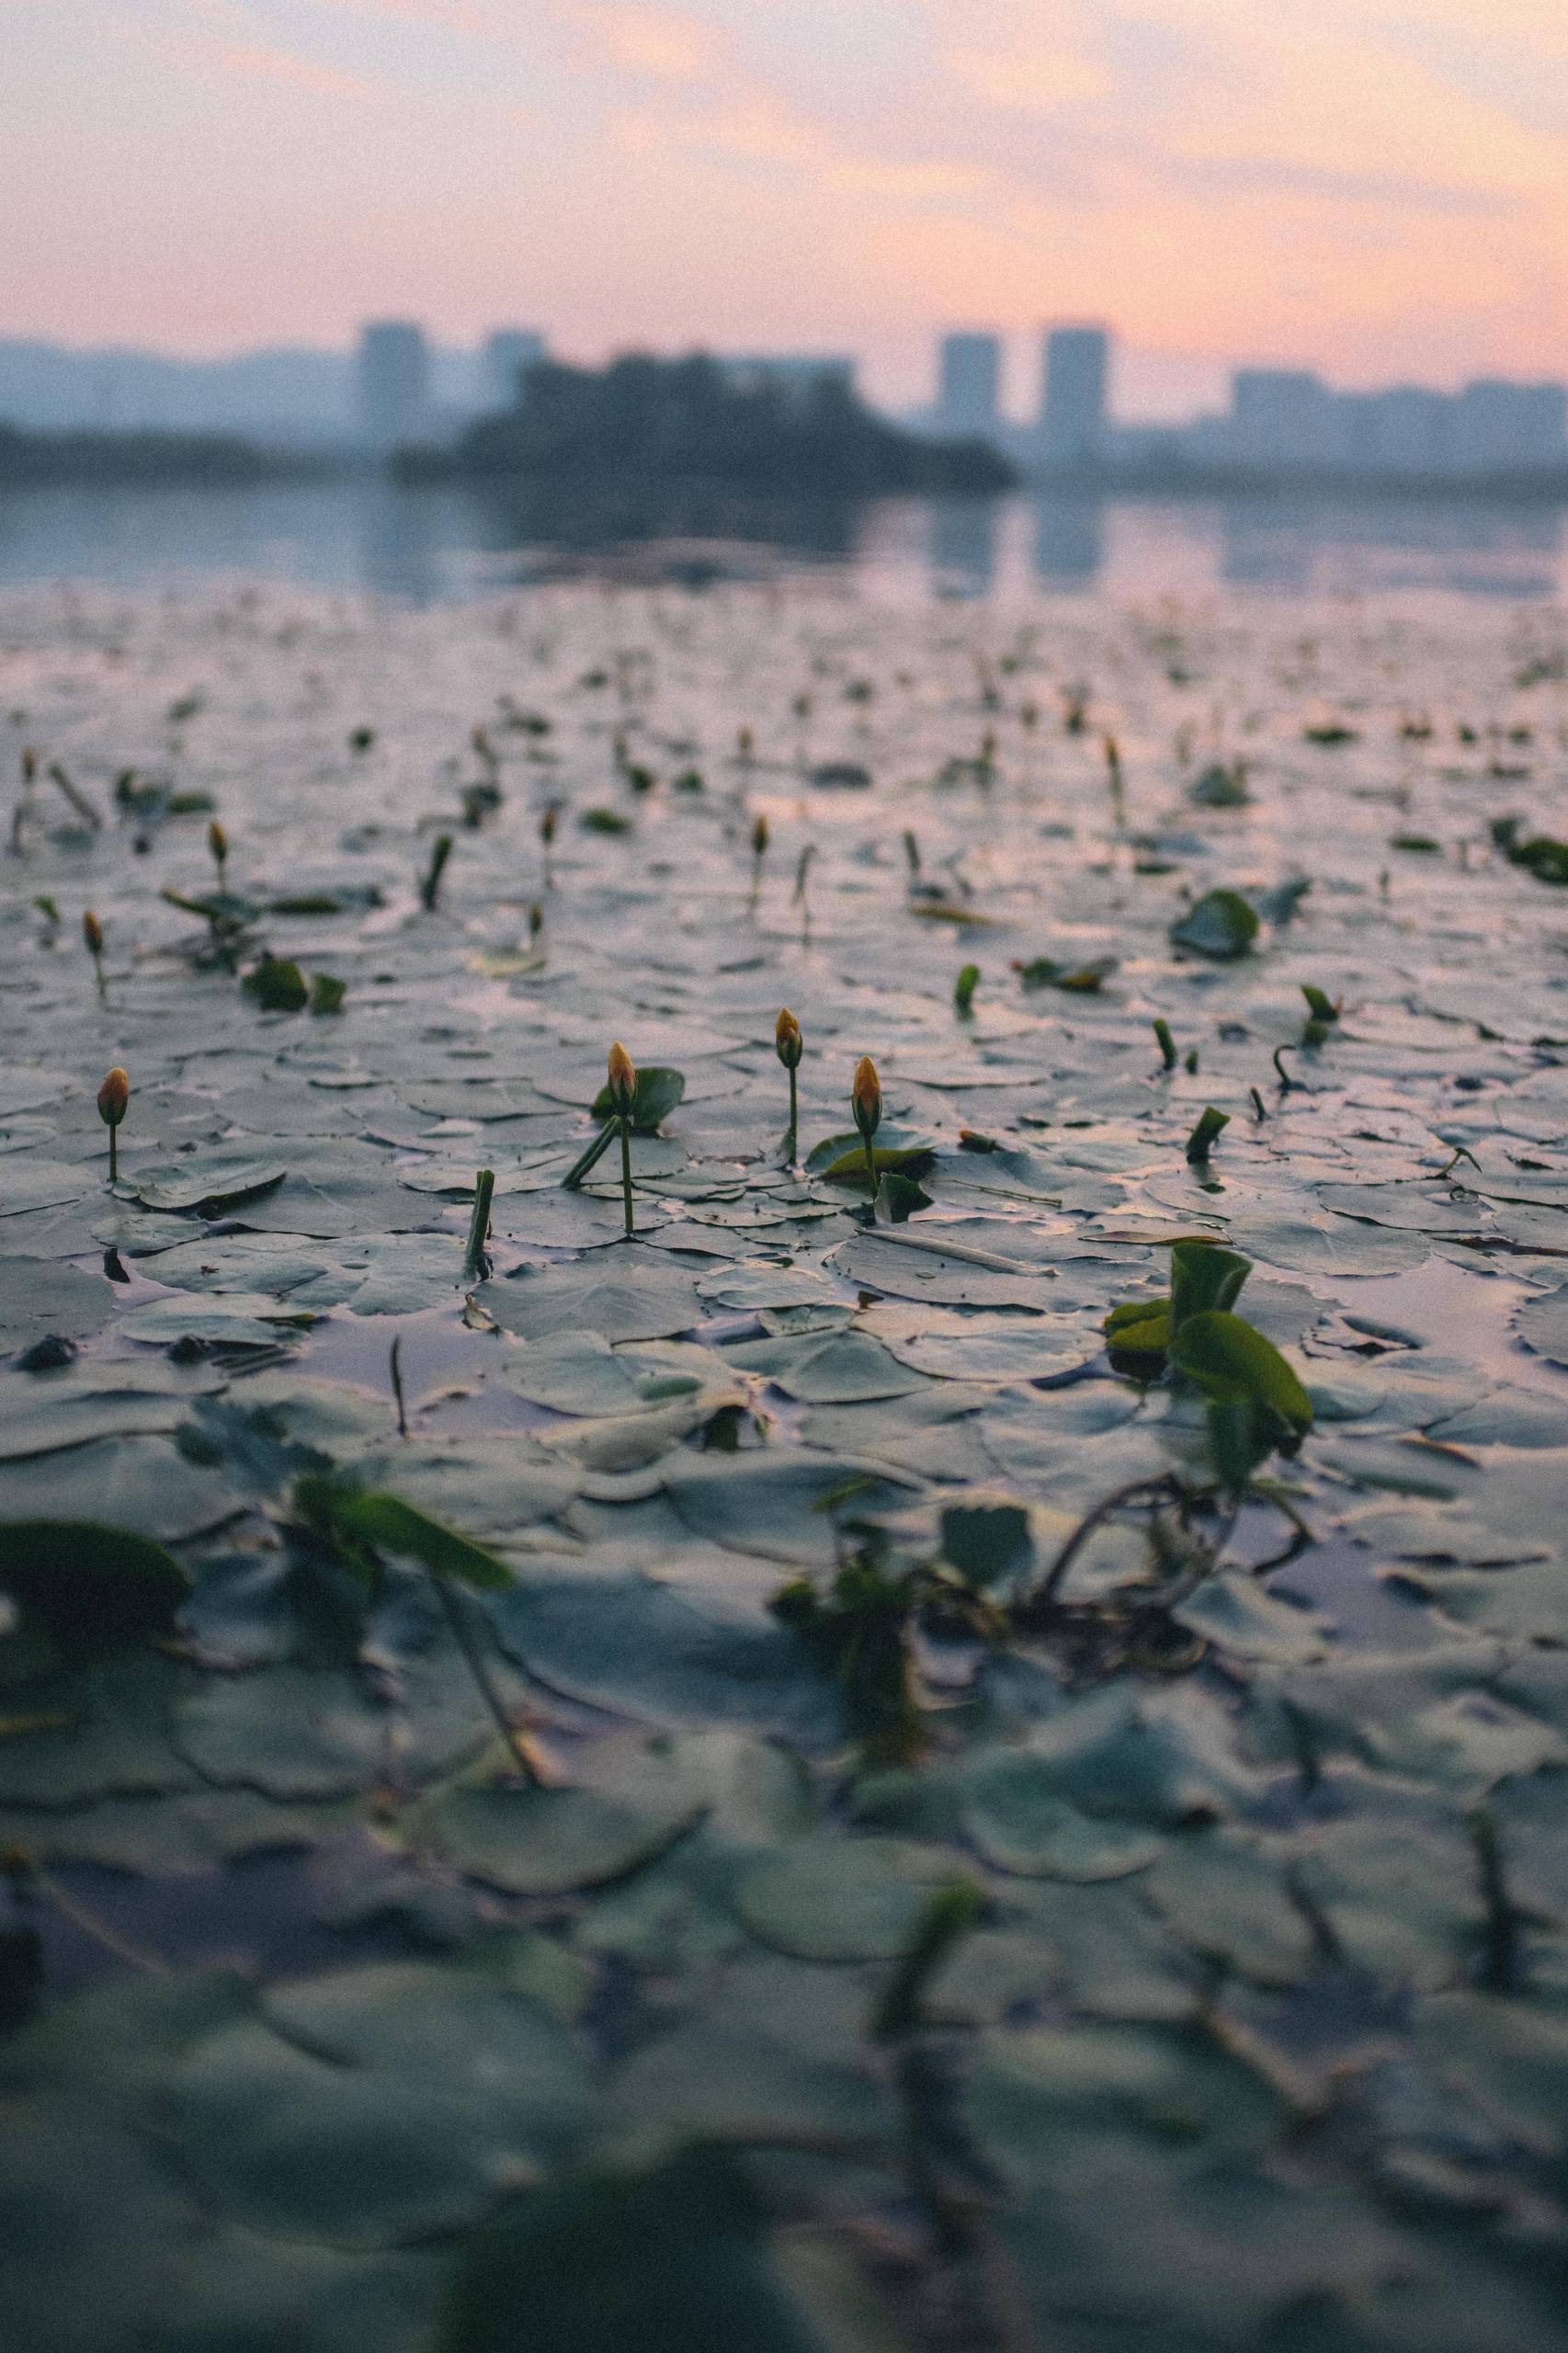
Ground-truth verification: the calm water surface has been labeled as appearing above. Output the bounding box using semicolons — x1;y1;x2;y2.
0;477;1564;603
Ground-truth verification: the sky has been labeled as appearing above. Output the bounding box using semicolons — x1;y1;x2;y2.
6;0;1567;418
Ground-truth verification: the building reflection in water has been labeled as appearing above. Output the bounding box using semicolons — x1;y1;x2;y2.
1220;495;1565;599
1030;494;1105;588
929;497;999;597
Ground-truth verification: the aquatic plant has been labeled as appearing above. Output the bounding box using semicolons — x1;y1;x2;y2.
82;908;106;1001
96;1064;129;1182
607;1040;637;1236
750;812;768;909
954;962;979;1017
851;1054;882;1202
420;831;453;912
1104;733;1125;825
775;1007;802;1164
207;820;228;885
465;1169;495;1279
1186;1104;1230;1165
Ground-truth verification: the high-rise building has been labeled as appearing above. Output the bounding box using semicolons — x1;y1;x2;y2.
1230;369;1349;471
483;329;546;411
357;321;430;449
1040;325;1109;465
1451;380;1568;475
937;333;1001;435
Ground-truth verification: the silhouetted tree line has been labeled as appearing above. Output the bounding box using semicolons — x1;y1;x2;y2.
0;425;313;489
397;353;1016;495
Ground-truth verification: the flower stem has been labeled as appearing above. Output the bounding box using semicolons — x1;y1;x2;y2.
786;1065;798;1165
864;1134;879;1203
108;1128;117;1183
619;1111;634;1236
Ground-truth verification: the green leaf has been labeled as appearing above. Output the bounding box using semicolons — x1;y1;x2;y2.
1102;1302;1171;1369
298;1482;515;1591
1169;890;1259;960
1184;1106;1229;1164
1016;954;1118;993
0;1519;188;1654
243;955;309;1013
939;1502;1033;1591
1169;1312;1313;1442
819;1145;936;1191
871;1171;931;1222
441;2146;902;2353
589;1066;686;1131
1169;1240;1251;1328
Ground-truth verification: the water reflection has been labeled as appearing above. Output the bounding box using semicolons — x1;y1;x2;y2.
1216;495;1565;599
1030;494;1105;588
0;477;1562;603
929;497;998;597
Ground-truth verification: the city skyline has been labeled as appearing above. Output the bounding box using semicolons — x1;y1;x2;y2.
6;3;1567;417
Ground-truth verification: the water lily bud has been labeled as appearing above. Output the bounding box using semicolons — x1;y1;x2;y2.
751;813;769;858
540;807;557;846
97;1066;130;1127
82;909;103;958
607;1040;636;1118
775;1008;802;1070
208;819;228;871
852;1055;881;1141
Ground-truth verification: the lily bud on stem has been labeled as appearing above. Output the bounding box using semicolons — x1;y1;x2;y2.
775;1008;802;1163
852;1054;881;1201
607;1042;637;1235
97;1065;129;1184
83;909;106;1001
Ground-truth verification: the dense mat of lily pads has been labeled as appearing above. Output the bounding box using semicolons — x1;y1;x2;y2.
3;576;1568;2350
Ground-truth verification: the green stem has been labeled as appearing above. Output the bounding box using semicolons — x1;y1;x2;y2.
464;1168;495;1276
562;1118;616;1190
619;1112;634;1236
864;1132;879;1204
108;1127;118;1184
427;1572;541;1786
786;1065;798;1165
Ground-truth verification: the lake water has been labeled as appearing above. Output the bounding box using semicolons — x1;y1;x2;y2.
1;475;1565;603
6;530;1568;2348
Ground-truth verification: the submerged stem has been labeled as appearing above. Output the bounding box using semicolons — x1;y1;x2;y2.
428;1573;542;1786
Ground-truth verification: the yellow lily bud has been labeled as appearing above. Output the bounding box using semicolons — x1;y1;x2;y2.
607;1040;637;1117
751;813;769;858
82;909;103;957
775;1008;802;1070
852;1055;881;1140
97;1066;130;1127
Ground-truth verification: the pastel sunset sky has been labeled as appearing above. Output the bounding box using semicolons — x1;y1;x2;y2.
8;0;1567;415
